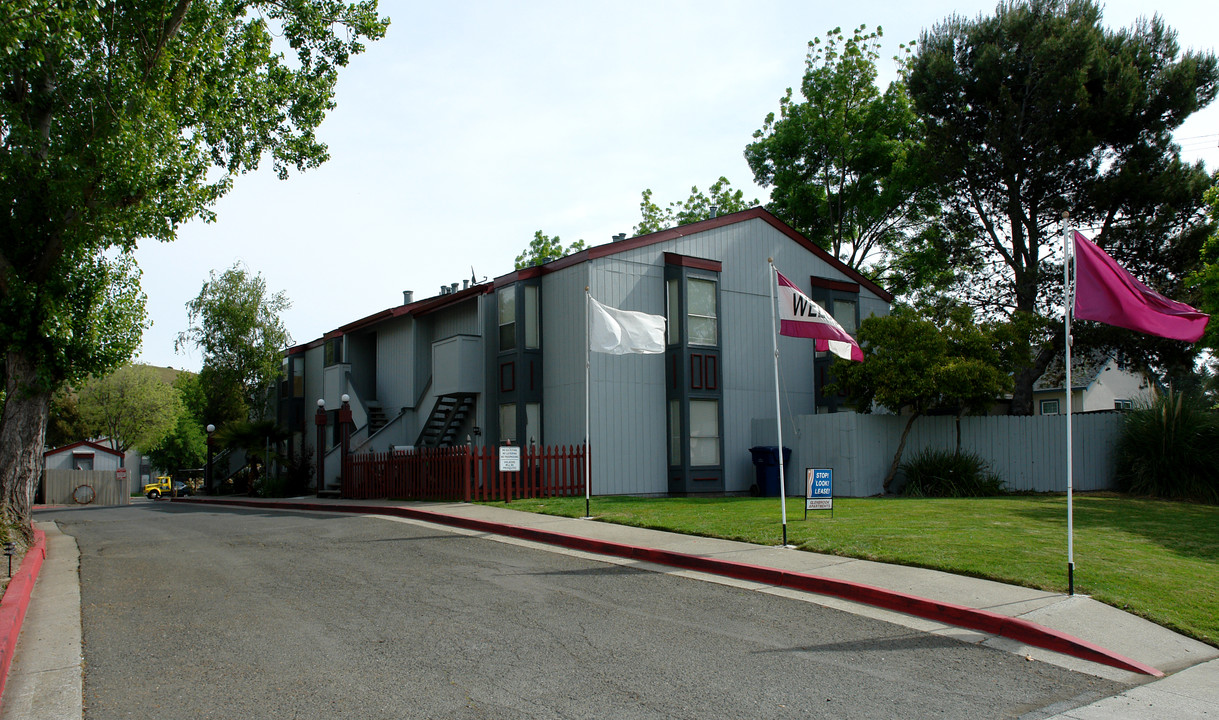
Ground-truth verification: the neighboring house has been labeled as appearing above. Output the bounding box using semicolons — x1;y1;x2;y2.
44;440;124;472
279;208;892;496
1032;351;1152;416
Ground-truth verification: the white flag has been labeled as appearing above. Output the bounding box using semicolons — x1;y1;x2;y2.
589;296;666;355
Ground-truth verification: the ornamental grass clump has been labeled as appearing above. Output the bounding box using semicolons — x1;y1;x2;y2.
899;448;1006;497
1115;389;1219;504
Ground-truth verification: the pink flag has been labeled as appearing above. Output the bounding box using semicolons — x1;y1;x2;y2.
775;269;863;361
1073;231;1208;343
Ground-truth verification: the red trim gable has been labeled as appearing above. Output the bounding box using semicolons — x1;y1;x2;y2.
286;208;891;354
664;253;722;272
501;208;893;303
44;440;123;459
809;277;860;294
299;283;492;346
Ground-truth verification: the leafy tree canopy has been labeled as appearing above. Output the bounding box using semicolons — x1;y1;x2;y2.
514;230;586;270
1188;175;1219;350
830;304;1014;491
146;372;208;475
77;364;183;455
0;0;387;537
634;177;759;236
746;25;938;273
176;263;292;423
904;0;1217;414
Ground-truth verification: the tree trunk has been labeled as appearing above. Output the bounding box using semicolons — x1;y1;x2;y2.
1009;343;1057;416
0;351;52;544
884;411;922;494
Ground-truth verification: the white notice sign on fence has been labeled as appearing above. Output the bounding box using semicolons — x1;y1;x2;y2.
499;446;521;472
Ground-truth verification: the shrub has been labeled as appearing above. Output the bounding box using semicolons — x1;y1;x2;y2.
1115;389;1219;503
899;448;1006;497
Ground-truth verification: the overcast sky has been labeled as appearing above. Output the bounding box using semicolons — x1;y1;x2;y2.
133;0;1219;372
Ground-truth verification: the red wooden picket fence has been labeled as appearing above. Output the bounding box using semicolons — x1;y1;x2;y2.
342;444;588;502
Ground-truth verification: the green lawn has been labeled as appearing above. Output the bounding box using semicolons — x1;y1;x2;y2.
482;494;1219;647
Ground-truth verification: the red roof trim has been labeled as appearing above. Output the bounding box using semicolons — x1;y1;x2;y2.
809;277;860;294
305;283;492;343
492;208;893;303
44;440;123;458
663;252;722;272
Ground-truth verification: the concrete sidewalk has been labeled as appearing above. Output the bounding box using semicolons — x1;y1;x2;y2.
10;497;1219;718
0;521;82;720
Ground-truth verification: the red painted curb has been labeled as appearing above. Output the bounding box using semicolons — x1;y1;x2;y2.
0;528;48;707
175;498;1163;677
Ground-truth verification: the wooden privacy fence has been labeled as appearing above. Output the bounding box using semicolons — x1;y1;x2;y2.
42;469;131;506
342;444;588;502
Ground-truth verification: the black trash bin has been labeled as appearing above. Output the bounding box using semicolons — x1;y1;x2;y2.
748;446;792;497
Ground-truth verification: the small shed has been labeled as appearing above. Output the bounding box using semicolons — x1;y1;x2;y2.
44;440;124;471
41;441;130;506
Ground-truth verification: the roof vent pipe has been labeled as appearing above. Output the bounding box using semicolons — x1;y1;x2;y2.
613;233;626;242
451;282;459;294
403;290;414;304
463;279;469;289
709;206;718;218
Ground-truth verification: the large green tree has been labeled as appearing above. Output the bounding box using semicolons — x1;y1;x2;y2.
830;305;1014;492
146;372;208;476
905;0;1217;414
633;177;759;236
0;0;387;537
177;263;292;424
77;364;182;455
746;25;937;272
1189;175;1219;350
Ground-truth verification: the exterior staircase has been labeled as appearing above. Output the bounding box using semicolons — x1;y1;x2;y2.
415;393;476;447
367;402;389;434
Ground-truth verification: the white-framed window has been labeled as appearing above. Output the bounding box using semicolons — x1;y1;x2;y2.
666;278;680;345
525;402;541;446
524;285;540;349
498;290;516;351
687;277;718;346
499;403;516;443
1115;399;1133;411
1040;399;1060;415
833;299;858;334
668;399;681;465
689;399;720;466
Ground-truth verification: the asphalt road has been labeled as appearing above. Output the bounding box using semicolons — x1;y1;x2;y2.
40;501;1123;719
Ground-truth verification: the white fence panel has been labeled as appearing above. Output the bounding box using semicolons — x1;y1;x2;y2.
42;469;131;506
752;412;1122;497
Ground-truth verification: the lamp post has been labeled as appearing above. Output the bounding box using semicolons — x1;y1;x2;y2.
315;399;326;496
205;424;216;494
339;394;352;495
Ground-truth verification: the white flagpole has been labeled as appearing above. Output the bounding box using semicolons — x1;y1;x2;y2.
768;259;789;547
584;287;592;519
1063;211;1075;596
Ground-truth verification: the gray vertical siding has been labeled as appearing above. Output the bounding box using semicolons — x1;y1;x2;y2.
752;412;1123;496
431;298;481;340
42;469;130;506
538;217;888;495
373;315;417;414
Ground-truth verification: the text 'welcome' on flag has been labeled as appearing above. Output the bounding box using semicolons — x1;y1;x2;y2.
588;295;666;355
1073;231;1208;343
775;269;863;362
